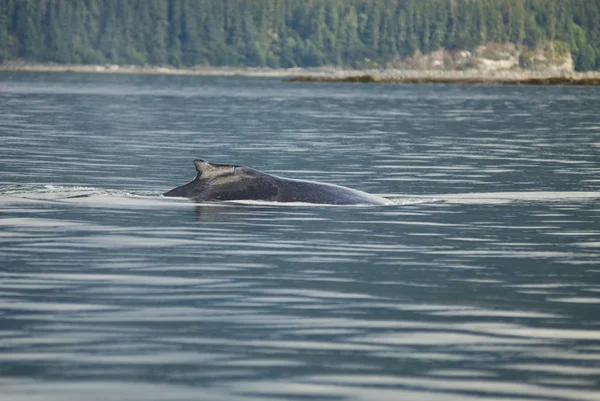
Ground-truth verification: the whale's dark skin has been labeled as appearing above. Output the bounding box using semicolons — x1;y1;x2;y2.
164;159;390;205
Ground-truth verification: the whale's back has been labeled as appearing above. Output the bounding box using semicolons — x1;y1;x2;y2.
164;160;389;205
272;176;389;205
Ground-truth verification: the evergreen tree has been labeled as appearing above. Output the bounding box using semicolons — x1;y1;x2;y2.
577;44;596;70
14;0;42;60
167;0;183;66
147;0;168;64
1;0;599;70
43;0;65;62
0;0;12;62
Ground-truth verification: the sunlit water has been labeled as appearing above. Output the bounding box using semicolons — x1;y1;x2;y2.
1;72;599;401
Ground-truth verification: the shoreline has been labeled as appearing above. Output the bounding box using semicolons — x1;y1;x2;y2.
0;63;317;77
287;74;600;85
1;63;600;85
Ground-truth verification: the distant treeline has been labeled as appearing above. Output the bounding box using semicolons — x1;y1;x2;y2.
1;0;599;70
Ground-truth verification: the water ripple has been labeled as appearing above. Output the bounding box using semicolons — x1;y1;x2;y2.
1;73;600;401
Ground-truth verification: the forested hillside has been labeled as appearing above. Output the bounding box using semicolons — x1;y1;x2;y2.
1;0;599;71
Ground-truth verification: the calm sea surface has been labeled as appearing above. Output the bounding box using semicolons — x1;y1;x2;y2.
1;72;599;401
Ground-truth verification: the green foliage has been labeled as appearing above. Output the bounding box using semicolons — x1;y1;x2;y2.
0;0;11;62
1;0;599;70
576;44;596;71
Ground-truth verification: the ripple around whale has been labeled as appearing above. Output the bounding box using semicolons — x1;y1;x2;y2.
2;185;600;209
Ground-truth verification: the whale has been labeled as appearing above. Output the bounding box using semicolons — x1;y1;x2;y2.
164;159;390;205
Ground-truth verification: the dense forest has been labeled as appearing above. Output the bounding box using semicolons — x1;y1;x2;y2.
1;0;599;70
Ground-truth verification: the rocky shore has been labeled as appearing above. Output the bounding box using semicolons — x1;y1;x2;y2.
287;72;600;85
1;63;599;85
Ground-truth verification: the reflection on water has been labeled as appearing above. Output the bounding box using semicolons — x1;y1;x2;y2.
1;72;600;401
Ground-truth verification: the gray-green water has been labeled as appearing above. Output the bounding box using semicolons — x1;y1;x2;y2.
1;72;600;401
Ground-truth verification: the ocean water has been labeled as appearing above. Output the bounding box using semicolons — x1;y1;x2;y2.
1;72;599;401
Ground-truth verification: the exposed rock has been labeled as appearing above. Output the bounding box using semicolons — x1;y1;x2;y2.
475;43;520;71
391;42;573;73
394;48;476;70
518;41;573;72
452;49;476;69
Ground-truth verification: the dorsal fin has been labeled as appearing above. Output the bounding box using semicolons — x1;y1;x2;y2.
195;159;242;174
194;159;214;173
